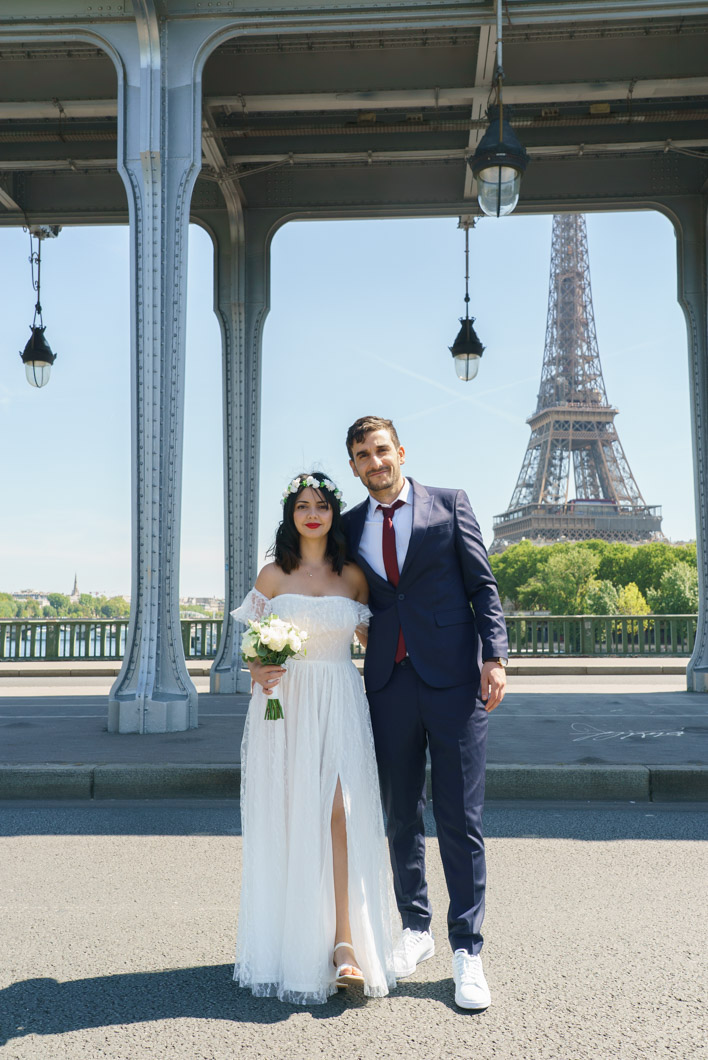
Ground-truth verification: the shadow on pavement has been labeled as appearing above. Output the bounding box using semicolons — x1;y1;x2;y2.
0;965;334;1044
0;966;477;1044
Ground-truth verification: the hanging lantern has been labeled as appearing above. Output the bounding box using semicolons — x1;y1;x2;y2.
467;0;529;218
448;222;485;381
19;226;59;388
21;325;56;388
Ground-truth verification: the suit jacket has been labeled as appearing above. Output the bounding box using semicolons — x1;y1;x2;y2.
343;478;508;692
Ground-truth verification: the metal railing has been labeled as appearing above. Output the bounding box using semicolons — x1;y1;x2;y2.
504;614;696;656
0;615;697;663
0;619;223;661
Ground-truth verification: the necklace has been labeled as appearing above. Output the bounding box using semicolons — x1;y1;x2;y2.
301;563;325;578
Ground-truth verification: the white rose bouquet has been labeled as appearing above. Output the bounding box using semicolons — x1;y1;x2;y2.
241;614;308;720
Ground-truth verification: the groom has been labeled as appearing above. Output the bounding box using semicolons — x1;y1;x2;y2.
342;415;508;1010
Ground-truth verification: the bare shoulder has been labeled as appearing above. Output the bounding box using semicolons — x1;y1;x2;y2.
341;561;369;602
254;562;281;598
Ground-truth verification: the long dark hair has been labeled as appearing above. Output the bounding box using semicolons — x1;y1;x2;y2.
269;472;348;575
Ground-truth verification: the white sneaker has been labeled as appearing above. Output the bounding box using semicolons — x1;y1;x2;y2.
452;949;491;1010
393;928;435;979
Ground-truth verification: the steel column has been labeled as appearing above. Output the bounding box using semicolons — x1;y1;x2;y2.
676;197;708;692
207;196;274;694
108;8;204;731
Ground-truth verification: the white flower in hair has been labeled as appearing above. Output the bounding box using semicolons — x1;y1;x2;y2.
280;473;346;508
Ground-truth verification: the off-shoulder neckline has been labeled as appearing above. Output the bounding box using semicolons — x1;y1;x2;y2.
269;592;363;604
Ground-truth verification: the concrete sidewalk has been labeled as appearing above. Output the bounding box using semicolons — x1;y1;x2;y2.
1;661;706;802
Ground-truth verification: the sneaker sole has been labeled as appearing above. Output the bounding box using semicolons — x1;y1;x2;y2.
394;940;435;980
454;990;491;1011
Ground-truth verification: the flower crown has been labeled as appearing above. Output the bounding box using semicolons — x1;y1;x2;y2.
281;474;346;510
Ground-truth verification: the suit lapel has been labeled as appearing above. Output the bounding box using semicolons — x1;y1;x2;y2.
347;497;368;556
400;478;432;580
348;495;392;592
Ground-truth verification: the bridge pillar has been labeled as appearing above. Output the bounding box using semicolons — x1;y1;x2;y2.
206;194;274;694
107;12;206;732
676;197;708;691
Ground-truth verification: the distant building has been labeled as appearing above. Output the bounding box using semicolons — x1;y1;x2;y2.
179;596;224;615
70;574;80;603
12;590;50;607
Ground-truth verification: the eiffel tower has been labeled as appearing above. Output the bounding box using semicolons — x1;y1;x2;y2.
491;214;662;552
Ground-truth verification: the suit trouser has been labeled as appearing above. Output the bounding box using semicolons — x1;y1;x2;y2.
367;657;488;955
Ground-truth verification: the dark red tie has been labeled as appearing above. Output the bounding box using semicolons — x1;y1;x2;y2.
377;499;407;663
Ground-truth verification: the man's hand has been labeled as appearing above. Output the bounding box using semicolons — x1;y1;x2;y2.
480;660;506;713
247;659;285;694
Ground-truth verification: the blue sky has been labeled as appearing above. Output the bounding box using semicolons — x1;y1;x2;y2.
0;209;694;597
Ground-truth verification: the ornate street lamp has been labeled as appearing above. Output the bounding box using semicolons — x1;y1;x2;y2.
468;0;529;218
449;221;485;382
20;226;59;388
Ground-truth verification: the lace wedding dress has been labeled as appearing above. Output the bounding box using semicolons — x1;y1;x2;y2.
231;589;399;1004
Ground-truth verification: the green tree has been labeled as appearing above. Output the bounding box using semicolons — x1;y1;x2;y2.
46;593;71;616
583;578;620;615
489;540;550;610
68;593;103;618
0;593;18;618
594;541;634;588
517;545;599;614
617;582;649;615
625;541;686;597
101;596;130;619
17;599;42;619
672;541;697;569
647;562;699;614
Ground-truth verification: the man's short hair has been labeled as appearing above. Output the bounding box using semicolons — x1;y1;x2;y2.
346;416;401;458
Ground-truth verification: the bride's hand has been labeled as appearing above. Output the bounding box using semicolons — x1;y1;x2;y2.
247;660;285;694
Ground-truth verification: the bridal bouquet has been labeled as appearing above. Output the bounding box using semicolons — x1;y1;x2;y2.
240;614;308;720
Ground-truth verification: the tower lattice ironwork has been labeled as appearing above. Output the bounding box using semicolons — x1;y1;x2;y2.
491;213;662;552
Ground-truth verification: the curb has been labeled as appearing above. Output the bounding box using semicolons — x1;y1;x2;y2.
1;763;707;802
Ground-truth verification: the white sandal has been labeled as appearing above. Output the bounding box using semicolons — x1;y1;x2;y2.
333;942;364;988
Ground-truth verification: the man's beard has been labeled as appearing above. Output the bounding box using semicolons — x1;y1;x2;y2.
365;468;397;492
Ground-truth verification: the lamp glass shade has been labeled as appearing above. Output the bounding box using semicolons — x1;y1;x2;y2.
25;361;52;388
476;165;522;218
20;326;56;388
449;317;484;382
469;109;529;218
453;353;481;381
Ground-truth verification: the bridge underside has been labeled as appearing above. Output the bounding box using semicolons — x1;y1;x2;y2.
1;1;707;724
1;9;708;224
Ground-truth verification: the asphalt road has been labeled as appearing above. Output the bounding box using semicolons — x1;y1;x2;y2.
1;801;706;1060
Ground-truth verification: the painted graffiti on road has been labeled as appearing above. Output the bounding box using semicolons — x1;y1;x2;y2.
570;722;685;742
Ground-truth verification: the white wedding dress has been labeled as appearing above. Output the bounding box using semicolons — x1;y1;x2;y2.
231;589;399;1004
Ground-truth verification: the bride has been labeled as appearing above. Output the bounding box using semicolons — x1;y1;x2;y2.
231;472;398;1004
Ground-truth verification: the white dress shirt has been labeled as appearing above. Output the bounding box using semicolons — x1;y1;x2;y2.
357;478;413;582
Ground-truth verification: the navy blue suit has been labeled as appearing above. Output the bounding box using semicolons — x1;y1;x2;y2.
343;478;508;954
